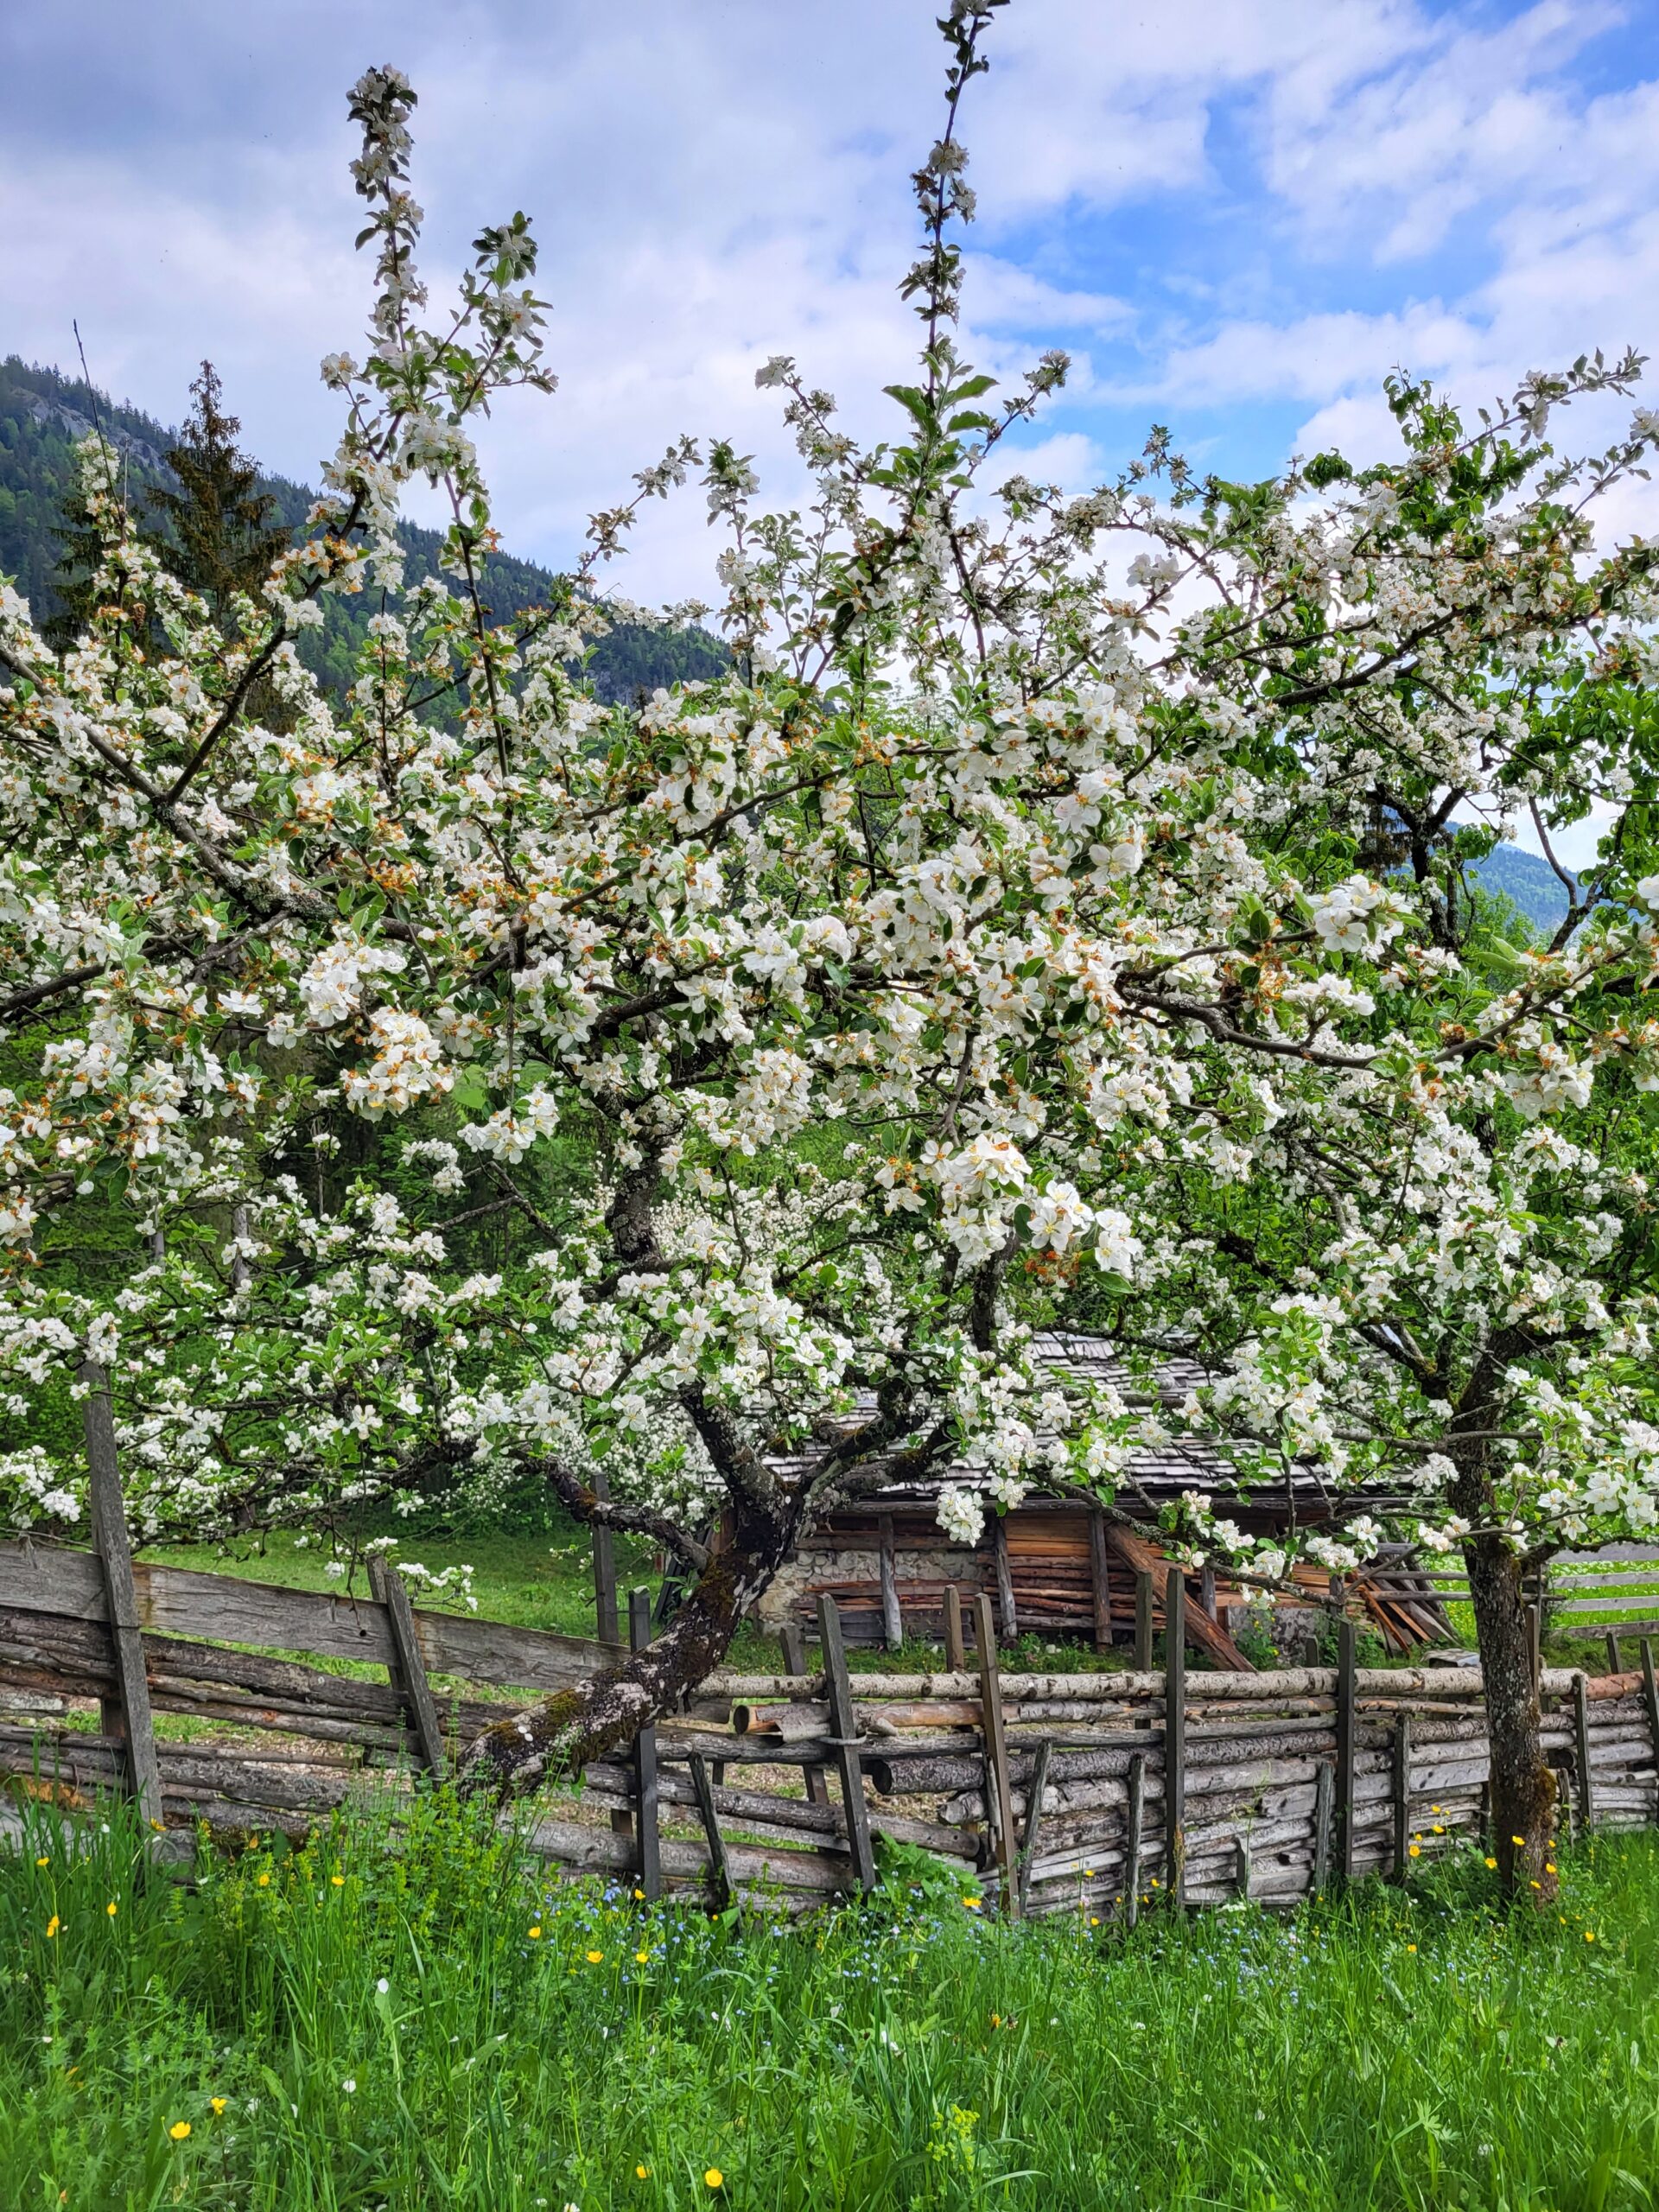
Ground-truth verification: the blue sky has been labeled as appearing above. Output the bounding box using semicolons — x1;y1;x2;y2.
4;0;1659;613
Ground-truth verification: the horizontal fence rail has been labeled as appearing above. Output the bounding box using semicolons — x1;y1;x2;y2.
4;1535;1659;1920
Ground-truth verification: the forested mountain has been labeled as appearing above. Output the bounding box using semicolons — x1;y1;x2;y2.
0;354;728;702
1469;840;1575;935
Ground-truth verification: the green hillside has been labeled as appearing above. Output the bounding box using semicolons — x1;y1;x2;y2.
1467;841;1575;936
0;355;728;703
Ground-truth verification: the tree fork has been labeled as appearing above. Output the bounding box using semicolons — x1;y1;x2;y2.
457;1503;798;1801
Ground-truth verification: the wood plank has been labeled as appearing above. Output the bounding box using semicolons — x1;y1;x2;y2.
944;1585;967;1673
80;1363;163;1838
1335;1618;1357;1881
878;1516;903;1651
994;1520;1018;1643
1089;1510;1112;1654
1135;1568;1154;1672
367;1557;447;1775
686;1752;731;1909
1124;1750;1145;1927
1575;1674;1596;1834
779;1621;830;1808
0;1540;605;1693
976;1591;1019;1916
630;1588;660;1902
1392;1710;1412;1882
1165;1572;1185;1904
590;1470;620;1648
1015;1737;1052;1917
1103;1525;1255;1671
816;1595;875;1894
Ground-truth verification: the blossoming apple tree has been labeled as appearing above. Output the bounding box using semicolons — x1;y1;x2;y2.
2;6;1658;1888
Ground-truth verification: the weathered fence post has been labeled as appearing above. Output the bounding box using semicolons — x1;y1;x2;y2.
1335;1618;1357;1882
817;1594;876;1895
1124;1749;1146;1927
687;1752;731;1910
1642;1640;1659;1814
974;1590;1019;1916
80;1359;163;1838
1313;1759;1334;1895
1015;1736;1052;1917
994;1520;1018;1644
1089;1510;1112;1654
878;1515;904;1651
590;1468;621;1648
1391;1708;1412;1882
630;1586;661;1900
779;1620;830;1807
1234;1832;1251;1903
1574;1672;1595;1834
1164;1571;1185;1904
943;1584;967;1673
1135;1568;1154;1673
366;1555;447;1776
1607;1630;1624;1677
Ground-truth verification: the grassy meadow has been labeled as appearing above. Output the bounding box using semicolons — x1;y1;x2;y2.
3;1789;1658;2212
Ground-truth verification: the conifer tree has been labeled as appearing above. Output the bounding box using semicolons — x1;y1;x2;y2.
143;360;288;626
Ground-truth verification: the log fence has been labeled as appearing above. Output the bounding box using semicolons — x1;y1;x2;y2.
6;1504;1659;1916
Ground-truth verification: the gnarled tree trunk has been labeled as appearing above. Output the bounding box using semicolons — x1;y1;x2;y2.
1465;1529;1557;1902
457;1496;800;1800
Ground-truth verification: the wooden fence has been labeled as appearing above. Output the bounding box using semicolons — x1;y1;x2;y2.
4;1522;1659;1920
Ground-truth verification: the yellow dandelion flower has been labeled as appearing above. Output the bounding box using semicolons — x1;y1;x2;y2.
1531;1880;1541;1891
1408;1843;1421;1859
633;1887;645;1901
636;1948;650;1964
330;1874;344;1888
1511;1835;1526;1847
1090;1916;1101;1927
1433;1825;1444;1835
637;2164;650;2179
1083;1867;1095;1878
1547;1863;1557;1874
961;1897;980;1910
35;1856;48;1869
169;2121;191;2142
1406;1943;1417;1954
529;1926;543;1941
210;2097;227;2116
45;1915;59;1939
1485;1857;1497;1869
586;1949;604;1964
257;1872;270;1888
105;1900;118;1917
705;2171;724;2190
1586;1930;1596;1942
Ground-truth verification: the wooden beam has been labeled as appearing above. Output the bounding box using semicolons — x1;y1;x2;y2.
878;1516;903;1652
1164;1570;1185;1905
974;1592;1019;1916
1335;1618;1357;1882
943;1584;967;1674
1391;1709;1412;1883
1088;1511;1111;1654
1312;1759;1334;1895
1015;1736;1052;1917
1574;1673;1595;1834
779;1621;830;1808
79;1361;163;1839
590;1469;620;1648
994;1519;1018;1643
366;1556;447;1776
1135;1568;1154;1673
816;1595;876;1894
686;1752;731;1910
1124;1750;1145;1928
630;1587;660;1900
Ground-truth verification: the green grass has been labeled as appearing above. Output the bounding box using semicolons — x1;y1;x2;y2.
3;1792;1659;2211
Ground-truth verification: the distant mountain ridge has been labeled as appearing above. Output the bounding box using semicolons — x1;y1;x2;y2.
0;354;728;703
1466;842;1575;936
